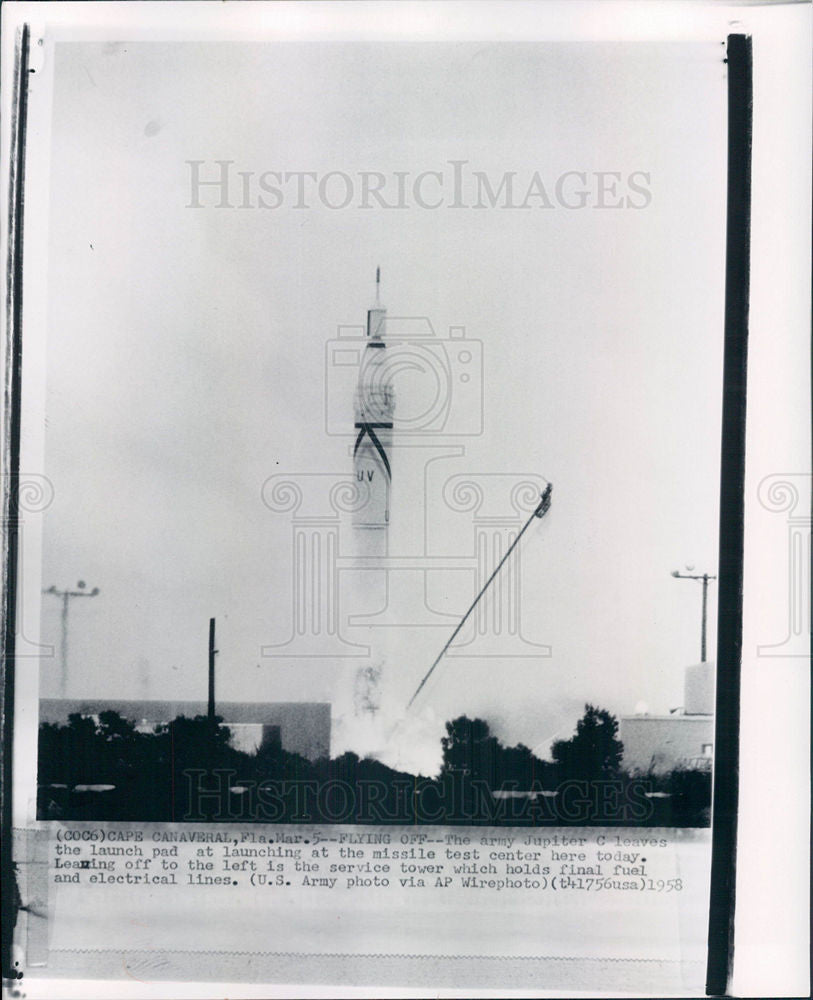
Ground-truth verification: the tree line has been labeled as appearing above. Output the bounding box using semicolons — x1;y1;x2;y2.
37;704;710;826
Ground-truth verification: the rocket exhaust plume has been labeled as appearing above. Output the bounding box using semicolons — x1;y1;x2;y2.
336;275;553;775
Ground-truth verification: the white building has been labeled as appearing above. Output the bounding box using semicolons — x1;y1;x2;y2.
619;662;714;774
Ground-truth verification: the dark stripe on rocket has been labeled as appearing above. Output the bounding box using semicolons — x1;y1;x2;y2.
353;422;393;480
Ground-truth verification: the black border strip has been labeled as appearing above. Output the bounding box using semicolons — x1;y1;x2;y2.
705;32;753;998
1;22;30;983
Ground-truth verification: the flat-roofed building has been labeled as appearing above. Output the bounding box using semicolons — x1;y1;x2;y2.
619;662;714;774
40;699;331;762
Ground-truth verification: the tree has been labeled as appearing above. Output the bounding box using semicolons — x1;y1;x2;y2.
440;716;501;783
154;714;234;763
667;767;711;827
494;741;555;791
97;709;138;742
551;704;623;782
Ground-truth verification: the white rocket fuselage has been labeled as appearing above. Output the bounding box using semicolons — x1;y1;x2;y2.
353;305;394;528
340;290;444;771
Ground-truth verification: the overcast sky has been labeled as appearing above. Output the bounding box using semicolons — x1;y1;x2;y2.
37;40;727;768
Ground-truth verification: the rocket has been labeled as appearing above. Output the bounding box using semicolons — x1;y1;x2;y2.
353;268;394;528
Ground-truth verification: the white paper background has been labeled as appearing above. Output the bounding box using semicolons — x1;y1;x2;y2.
2;2;809;997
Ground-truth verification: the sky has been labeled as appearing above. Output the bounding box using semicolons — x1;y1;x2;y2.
35;40;728;771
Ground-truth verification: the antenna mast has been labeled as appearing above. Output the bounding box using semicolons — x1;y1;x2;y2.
207;617;217;726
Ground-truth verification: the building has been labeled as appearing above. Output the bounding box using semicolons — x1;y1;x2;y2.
619;662;714;774
40;699;331;761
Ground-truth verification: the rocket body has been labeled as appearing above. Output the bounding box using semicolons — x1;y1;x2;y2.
339;281;444;771
353;305;394;528
340;295;394;755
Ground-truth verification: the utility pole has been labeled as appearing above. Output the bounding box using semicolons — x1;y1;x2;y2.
42;581;100;698
207;617;217;728
671;569;717;662
407;484;552;710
